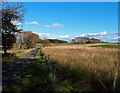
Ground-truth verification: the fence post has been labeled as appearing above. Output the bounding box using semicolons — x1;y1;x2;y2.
113;61;118;92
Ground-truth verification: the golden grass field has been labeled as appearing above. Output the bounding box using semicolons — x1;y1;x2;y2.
42;43;120;91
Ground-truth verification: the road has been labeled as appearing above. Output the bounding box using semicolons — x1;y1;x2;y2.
2;47;40;90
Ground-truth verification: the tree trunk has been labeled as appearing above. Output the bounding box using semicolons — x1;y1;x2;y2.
4;46;7;54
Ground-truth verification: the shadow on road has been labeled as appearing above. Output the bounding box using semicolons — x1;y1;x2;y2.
2;48;40;90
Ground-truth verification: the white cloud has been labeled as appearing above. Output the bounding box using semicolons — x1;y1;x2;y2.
111;32;120;34
112;36;120;40
38;33;50;39
78;31;120;42
11;20;21;26
80;34;86;37
25;22;39;25
80;31;107;37
100;31;107;35
44;25;50;28
32;31;119;43
33;32;56;39
51;23;64;27
58;35;70;38
32;32;71;41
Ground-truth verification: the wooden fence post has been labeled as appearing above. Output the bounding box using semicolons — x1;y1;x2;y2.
113;61;118;92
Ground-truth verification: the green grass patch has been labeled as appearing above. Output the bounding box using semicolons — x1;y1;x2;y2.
48;42;104;47
91;45;119;49
49;42;87;47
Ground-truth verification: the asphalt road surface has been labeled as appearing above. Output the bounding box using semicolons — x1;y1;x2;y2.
2;47;40;90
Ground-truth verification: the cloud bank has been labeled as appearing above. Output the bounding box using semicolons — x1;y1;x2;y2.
33;32;71;41
80;31;107;37
33;31;119;43
79;31;119;42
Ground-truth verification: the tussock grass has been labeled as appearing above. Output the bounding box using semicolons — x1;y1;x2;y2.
42;44;120;92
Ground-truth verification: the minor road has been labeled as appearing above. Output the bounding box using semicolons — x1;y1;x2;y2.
2;47;40;90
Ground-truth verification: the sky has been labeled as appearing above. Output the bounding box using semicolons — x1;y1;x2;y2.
13;2;119;42
8;0;120;2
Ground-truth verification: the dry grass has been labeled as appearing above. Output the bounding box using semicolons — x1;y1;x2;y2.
2;48;35;64
42;44;120;91
2;48;35;54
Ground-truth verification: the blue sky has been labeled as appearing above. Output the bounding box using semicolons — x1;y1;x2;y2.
8;0;120;2
15;2;118;42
